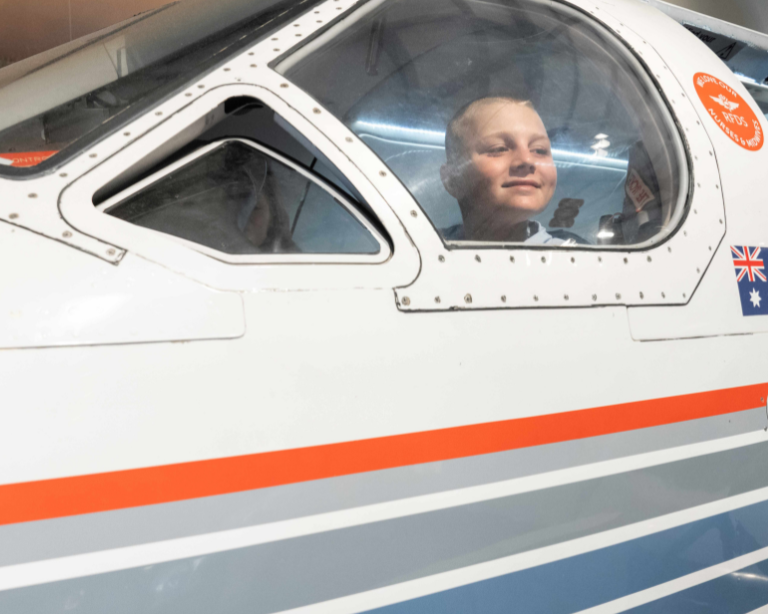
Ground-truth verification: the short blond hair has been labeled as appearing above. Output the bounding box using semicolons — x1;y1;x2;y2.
445;97;534;163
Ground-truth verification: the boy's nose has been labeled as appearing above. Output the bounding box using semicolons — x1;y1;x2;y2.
509;151;536;174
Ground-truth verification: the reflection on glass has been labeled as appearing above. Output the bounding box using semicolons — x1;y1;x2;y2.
105;141;380;255
279;0;686;247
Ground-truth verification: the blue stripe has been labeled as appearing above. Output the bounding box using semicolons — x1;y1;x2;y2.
364;496;768;614
625;558;768;614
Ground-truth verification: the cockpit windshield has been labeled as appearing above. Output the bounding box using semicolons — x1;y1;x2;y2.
0;0;320;173
279;0;688;248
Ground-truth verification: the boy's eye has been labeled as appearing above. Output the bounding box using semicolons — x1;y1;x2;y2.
486;146;507;154
533;148;550;156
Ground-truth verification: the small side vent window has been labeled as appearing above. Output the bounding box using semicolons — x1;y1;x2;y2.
103;139;381;255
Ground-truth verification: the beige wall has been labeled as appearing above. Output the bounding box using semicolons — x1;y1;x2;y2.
0;0;168;63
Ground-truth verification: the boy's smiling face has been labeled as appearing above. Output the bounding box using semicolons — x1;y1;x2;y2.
443;100;557;232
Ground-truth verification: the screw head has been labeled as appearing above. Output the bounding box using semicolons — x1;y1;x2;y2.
475;254;481;263
410;210;417;218
401;296;411;306
434;296;441;304
615;293;621;300
8;213;18;219
379;170;387;177
647;256;652;262
107;248;116;256
313;107;321;114
564;294;569;300
62;231;72;239
592;294;597;301
510;256;515;263
28;193;37;199
345;137;353;142
438;255;445;262
464;294;473;304
59;173;68;177
640;292;644;299
533;295;539;302
501;295;507;303
541;256;546;263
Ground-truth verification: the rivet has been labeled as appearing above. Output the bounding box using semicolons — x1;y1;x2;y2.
475;254;481;263
696;120;700;125
715;185;720;190
28;193;37;198
89;153;97;158
248;52;254;56
541;256;546;263
402;296;410;306
510;256;515;263
296;33;302;37
337;6;342;9
564;294;569;301
598;256;602;263
662;292;666;298
464;294;473;304
501;295;507;303
639;292;644;299
123;132;130;137
533;295;539;302
708;246;712;251
570;257;575;263
684;231;687;236
185;92;192;96
198;84;205;89
697;183;701;188
438;255;445;262
345;136;353;142
592;294;597;301
667;246;672;253
694;209;698;214
709;151;713;156
379;170;386;176
435;296;441;304
62;231;72;239
294;23;300;26
647;256;652;262
683;293;687;298
271;37;278;40
8;213;18;219
274;48;281;52
719;219;723;224
317;19;323;22
314;10;319;12
224;67;231;71
697;268;700;273
251;64;258;68
409;210;417;218
280;83;288;88
155;111;162;116
615;293;621;300
59;173;67;178
313;108;321;114
107;248;116;256
623;257;628;264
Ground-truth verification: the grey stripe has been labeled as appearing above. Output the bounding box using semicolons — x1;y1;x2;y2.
3;439;768;614
0;406;763;568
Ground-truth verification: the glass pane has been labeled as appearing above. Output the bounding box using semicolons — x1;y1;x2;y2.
279;0;686;248
107;141;380;255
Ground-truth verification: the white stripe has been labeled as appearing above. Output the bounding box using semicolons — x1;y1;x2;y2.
273;483;768;614
0;430;765;593
747;605;768;614
575;546;768;614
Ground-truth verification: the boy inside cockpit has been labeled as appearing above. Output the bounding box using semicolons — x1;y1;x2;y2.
440;96;575;244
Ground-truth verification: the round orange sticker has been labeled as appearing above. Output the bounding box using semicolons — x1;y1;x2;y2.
693;72;763;151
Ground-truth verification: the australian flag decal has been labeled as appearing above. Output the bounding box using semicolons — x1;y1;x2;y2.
732;246;768;316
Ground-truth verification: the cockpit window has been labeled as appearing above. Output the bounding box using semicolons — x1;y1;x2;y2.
100;139;382;256
0;0;321;174
278;0;687;248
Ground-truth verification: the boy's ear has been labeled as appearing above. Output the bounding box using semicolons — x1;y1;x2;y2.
440;163;460;199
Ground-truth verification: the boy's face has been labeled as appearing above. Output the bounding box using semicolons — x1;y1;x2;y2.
445;102;557;224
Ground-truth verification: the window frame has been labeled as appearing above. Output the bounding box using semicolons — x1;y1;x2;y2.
96;137;391;264
272;0;726;310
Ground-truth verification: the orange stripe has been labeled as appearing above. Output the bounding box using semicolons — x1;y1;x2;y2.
1;383;765;526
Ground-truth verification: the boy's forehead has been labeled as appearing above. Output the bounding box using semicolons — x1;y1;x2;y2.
466;101;544;135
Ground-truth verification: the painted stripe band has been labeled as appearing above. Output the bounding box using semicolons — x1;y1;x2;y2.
1;383;765;525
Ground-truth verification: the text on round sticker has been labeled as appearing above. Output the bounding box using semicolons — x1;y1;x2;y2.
693;72;763;151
